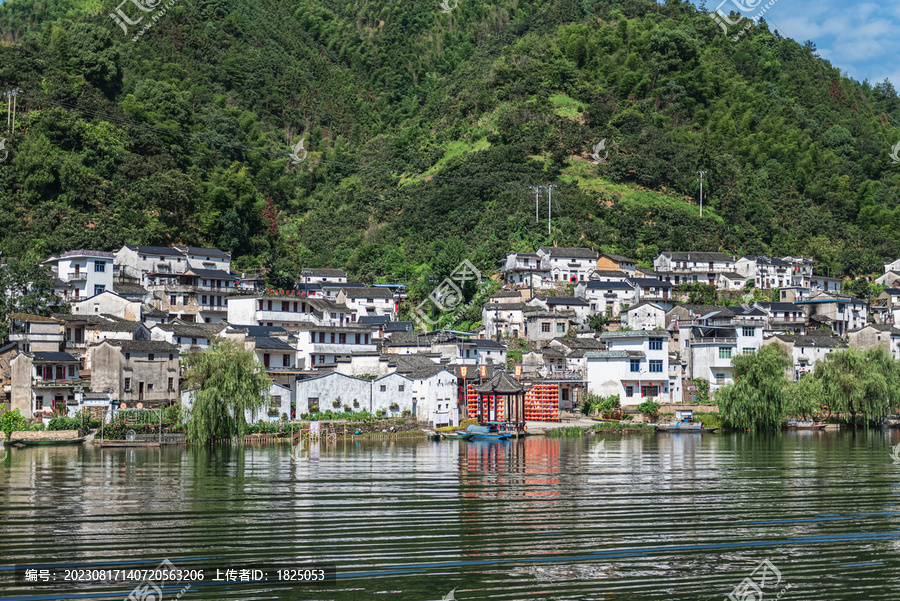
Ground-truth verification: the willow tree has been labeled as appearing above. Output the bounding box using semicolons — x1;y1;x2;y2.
182;339;272;445
784;374;825;420
716;344;791;431
815;347;894;428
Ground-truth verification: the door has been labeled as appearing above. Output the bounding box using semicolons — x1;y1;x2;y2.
138;382;144;400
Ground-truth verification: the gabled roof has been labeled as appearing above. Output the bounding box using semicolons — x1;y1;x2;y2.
175;246;230;259
357;315;390;325
300;268;347;277
543;297;590;306
756;302;804;312
113;283;149;296
628;278;674;288
340;287;394;298
104;340;178;353
538;246;598;259
384;321;413;332
599;253;635;263
185;268;237;280
473;370;523;393
669;304;735;318
254;337;296;351
125;245;183;257
660;251;733;262
0;342;18;355
582;281;634;290
33;351;79;362
772;334;847;348
589;270;631;278
7;313;61;323
625;301;665;312
88;320;145;332
600;330;668;338
469;339;507;350
584;350;646;359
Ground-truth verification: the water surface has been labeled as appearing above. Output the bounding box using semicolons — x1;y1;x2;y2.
2;430;900;600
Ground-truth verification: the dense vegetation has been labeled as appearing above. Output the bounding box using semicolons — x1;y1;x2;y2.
1;0;899;309
717;345;900;430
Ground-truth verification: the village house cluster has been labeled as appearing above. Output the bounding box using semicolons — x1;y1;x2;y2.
2;244;897;427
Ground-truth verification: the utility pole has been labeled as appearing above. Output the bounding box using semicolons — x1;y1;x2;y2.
530;186;541;223
5;89;20;133
697;171;707;217
546;184;557;236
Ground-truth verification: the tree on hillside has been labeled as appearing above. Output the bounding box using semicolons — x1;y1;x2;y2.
716;344;791;431
0;256;64;345
182;339;272;445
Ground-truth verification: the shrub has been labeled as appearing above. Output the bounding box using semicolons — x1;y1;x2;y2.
48;416;81;431
0;406;28;440
376;409;386;418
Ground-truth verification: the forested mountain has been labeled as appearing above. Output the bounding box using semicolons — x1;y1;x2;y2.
1;0;899;298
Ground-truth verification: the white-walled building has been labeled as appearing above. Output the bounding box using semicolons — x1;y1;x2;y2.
681;310;765;392
295;324;378;369
621;302;666;330
797;293;867;337
653;252;735;285
537;246;599;284
575;280;637;317
764;334;847;381
336;287;396;319
227;295;352;329
43;250;115;300
299;268;348;284
585;331;671;407
70;291;143;321
501;253;549;288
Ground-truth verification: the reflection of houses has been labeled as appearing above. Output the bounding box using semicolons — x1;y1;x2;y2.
763;333;846;381
10;351;83;418
585;331;671;406
88;340;180;407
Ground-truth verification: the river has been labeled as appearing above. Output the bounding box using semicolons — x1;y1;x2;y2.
2;430;900;600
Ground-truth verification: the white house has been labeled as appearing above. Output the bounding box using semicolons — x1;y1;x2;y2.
537;246;599;284
227;295;352;329
336;287;396;319
797;293;866;337
295;324;378;369
115;245;188;285
372;373;416;416
299;268;348;284
848;324;900;361
43;250;115;300
653;252;735;285
764;334;847;381
295;372;372;415
585;331;671;407
574;280;636;317
482;302;527;339
621;302;666;330
682;310;765;392
70;291;143;321
528;296;591;323
501;253;550;288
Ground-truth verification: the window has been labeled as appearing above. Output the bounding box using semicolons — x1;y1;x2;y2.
718;347;731;359
125;353;130;360
169;354;173;361
630;359;640;373
201;295;207;305
283;354;290;367
148;354;155;361
94;261;106;272
339;333;346;344
170;295;177;306
649;360;663;373
742;327;754;337
541;322;551;333
282;301;289;312
367;298;374;303
68;365;76;378
399;385;405;392
35;396;43;410
380;385;387;392
319;355;325;364
838;303;846;313
124;378;131;391
743;348;755;354
626;385;634;398
147;383;153;394
191;338;197;345
715;373;726;385
94;285;105;296
318;332;325;343
649;338;663;350
556;324;565;333
330;333;336;344
168;378;174;392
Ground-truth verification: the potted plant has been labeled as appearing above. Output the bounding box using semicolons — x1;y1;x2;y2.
309;404;319;413
353;399;360;408
376;409;386;418
343;404;352;412
402;409;411;418
332;400;341;408
389;403;399;411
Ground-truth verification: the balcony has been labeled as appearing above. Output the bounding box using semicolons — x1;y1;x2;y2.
709;317;765;327
308;343;377;355
690;337;737;345
68;272;88;282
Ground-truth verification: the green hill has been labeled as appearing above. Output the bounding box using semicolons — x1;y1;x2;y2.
0;0;899;297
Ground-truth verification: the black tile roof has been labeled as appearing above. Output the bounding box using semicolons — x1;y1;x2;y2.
340;287;394;298
544;297;590;306
661;251;733;262
254;337;296;350
384;321;413;332
33;351;79;362
185;268;237;280
538;246;598;259
105;340;178;353
177;246;231;259
357;315;390;325
126;245;183;257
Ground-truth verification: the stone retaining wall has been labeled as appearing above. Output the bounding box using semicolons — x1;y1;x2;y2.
10;429;81;441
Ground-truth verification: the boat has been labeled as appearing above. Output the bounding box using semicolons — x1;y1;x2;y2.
466;424;513;440
785;420;827;430
10;437;85;446
442;431;472;440
654;421;718;433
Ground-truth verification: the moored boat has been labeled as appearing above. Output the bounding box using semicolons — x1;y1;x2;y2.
785;420;827;430
466;424;513;440
442;431;472;440
10;437;85;446
654;421;718;433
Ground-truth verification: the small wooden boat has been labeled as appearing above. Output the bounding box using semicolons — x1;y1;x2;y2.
442;431;472;440
785;420;827;430
654;421;718;433
466;424;513;440
10;437;85;446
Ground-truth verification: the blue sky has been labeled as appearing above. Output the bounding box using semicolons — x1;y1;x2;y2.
701;0;900;85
